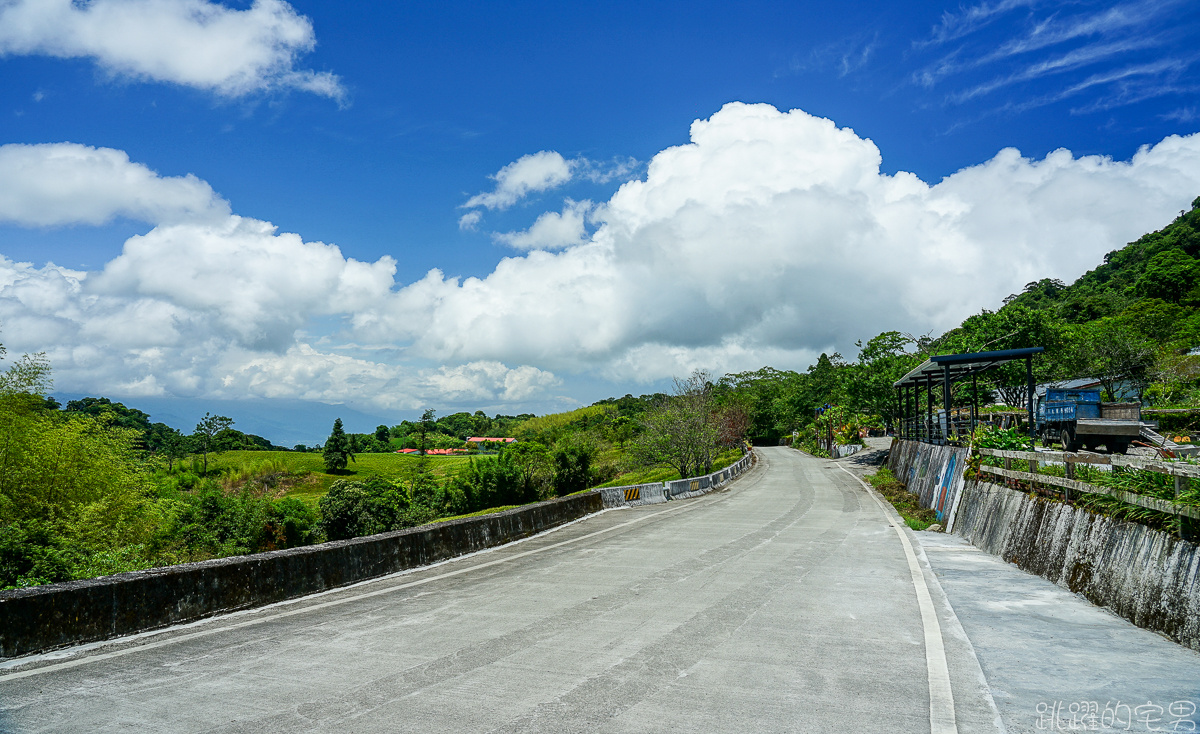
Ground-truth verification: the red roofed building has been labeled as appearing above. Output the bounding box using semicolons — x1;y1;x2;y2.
398;447;467;456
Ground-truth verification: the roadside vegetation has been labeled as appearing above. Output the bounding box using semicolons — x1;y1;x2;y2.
864;468;940;531
972;426;1200;535
4;199;1200;588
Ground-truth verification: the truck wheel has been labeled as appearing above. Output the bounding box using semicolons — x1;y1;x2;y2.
1064;429;1081;452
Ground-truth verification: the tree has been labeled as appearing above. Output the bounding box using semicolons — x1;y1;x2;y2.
151;428;189;472
939;306;1065;408
323;418;355;473
1135;249;1200;303
606;415;637;449
505;442;553;501
715;367;802;443
374;424;391;444
1071;320;1157;402
631;370;721;479
0;350;52;397
715;403;751;447
843;331;921;430
193;413;233;475
552;445;593;497
419;409;436;454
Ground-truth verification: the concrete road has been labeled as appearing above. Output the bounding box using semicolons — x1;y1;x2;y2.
1;447;1002;733
920;533;1200;733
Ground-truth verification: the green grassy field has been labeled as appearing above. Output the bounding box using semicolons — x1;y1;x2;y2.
201;451;472;504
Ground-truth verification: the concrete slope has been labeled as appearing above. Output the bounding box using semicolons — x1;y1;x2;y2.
0;447;999;734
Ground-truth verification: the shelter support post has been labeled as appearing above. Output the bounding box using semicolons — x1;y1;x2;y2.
971;372;978;436
943;363;953;442
926;374;934;443
1026;356;1035;450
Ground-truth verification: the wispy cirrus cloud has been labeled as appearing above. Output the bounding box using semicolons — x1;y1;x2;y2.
788;32;881;78
946;36;1173;103
918;0;1036;48
910;0;1198;123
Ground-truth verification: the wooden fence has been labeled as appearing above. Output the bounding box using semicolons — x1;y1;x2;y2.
977;448;1200;530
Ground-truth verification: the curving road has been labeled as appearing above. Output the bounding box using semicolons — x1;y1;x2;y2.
0;447;1004;733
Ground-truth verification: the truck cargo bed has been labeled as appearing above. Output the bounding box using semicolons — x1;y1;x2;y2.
1075;419;1144;436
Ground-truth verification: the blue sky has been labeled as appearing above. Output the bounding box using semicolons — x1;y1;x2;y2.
1;0;1199;443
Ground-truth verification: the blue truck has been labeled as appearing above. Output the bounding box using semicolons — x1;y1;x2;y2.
1036;388;1142;454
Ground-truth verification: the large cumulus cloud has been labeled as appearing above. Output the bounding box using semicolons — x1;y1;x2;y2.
368;102;1200;379
3;102;1199;409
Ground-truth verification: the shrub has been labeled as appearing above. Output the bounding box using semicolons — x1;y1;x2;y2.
553;446;593;496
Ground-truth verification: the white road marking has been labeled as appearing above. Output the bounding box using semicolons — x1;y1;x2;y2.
837;463;959;734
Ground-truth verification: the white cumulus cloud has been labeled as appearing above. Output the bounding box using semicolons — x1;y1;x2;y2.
0;0;343;99
463;150;574;211
367;102;1200;381
0;142;231;226
4;102;1200;410
493;199;592;250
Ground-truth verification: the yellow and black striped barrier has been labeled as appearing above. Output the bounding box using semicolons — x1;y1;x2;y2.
624;486;641;502
690;480;700;492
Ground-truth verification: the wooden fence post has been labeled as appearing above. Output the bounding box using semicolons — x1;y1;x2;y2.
1177;475;1188;540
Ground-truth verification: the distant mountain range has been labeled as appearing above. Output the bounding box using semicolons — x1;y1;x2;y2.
50;394;397;448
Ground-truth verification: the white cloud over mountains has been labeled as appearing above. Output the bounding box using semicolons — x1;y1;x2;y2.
3;103;1200;410
0;0;343;99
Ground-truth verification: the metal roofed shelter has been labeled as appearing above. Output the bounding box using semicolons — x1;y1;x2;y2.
893;347;1045;445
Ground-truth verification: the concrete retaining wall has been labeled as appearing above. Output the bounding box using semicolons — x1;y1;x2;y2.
887;439;970;525
886;439;1200;649
953;479;1200;651
832;444;862;459
0;492;602;659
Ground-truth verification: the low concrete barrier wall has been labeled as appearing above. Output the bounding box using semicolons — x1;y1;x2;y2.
601;452;754;506
0;492;603;659
666;453;753;500
953;479;1200;651
596;483;666;507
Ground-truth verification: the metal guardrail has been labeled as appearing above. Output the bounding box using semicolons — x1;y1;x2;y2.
976;447;1200;526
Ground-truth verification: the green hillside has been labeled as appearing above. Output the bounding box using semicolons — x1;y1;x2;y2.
1005;195;1200;344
